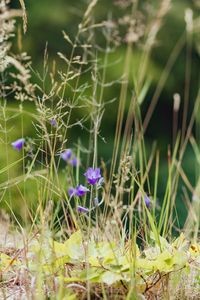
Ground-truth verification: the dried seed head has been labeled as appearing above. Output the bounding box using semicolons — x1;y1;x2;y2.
0;0;15;72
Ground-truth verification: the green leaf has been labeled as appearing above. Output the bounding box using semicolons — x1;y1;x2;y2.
101;271;122;285
79;267;103;282
64;231;84;260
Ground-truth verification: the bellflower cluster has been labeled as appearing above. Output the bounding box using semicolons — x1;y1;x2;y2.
68;167;103;213
11;136;103;214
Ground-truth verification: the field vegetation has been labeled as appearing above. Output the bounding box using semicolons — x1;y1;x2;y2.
0;0;200;299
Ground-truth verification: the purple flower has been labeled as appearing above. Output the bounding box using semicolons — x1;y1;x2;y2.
76;185;89;197
61;149;72;162
144;195;151;208
84;167;102;185
50;119;57;127
11;138;25;151
68;187;76;197
77;205;89;213
68;185;89;198
70;156;78;167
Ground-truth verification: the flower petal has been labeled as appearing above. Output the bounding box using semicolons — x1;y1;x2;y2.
11;138;25;151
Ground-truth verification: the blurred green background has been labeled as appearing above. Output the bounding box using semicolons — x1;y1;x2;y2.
1;0;200;226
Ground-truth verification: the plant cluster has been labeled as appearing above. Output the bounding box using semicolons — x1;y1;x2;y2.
0;0;200;299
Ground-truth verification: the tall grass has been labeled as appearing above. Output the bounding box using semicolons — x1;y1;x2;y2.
0;0;200;299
